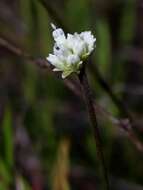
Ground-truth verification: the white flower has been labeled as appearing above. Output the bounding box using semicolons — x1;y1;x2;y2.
80;31;96;55
47;24;96;78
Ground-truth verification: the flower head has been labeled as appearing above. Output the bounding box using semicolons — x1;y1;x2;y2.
47;24;96;78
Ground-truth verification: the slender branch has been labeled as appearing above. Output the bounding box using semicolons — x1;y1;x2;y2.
38;0;69;32
0;36;50;68
1;36;143;154
78;65;110;190
90;62;131;118
0;37;29;57
37;0;138;126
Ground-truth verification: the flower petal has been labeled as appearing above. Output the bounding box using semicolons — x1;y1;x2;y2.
47;54;64;70
47;23;96;78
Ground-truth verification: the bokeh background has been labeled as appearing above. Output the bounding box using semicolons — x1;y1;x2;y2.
0;0;143;189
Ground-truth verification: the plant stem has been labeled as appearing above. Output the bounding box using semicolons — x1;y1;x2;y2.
78;65;110;190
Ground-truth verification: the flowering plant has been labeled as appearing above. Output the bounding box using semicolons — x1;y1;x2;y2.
47;24;110;190
47;24;96;78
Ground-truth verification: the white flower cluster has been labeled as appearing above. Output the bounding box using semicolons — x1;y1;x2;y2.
47;24;96;79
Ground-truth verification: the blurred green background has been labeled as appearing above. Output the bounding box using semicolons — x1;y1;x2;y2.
0;0;143;189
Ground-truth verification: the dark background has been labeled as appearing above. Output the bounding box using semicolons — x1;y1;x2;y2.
0;0;143;189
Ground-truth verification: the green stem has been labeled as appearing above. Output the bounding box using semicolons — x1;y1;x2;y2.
78;65;110;190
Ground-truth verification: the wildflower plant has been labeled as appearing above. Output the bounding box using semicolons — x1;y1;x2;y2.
47;24;110;190
47;24;96;78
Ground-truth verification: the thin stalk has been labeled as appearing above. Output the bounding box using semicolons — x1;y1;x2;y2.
78;65;110;190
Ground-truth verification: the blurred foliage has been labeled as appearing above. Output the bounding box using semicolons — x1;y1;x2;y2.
0;0;143;189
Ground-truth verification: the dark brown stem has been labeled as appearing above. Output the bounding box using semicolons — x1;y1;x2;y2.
78;65;110;190
1;36;143;154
